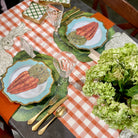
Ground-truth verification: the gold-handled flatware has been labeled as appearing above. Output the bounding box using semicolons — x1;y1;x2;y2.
64;11;84;25
61;9;80;23
38;106;66;135
27;95;59;125
32;96;68;131
64;6;77;14
62;6;77;19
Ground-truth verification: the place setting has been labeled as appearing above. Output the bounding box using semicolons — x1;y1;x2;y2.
53;6;116;63
0;50;71;136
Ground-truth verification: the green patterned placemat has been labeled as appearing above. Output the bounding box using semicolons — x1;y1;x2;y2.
54;8;115;62
12;51;69;122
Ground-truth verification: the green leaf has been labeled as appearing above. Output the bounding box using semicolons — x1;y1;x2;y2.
13;50;31;63
126;85;138;97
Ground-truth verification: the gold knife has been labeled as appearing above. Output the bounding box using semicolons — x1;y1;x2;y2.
32;96;68;131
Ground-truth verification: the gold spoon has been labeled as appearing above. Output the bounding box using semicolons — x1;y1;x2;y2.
38;106;66;135
27;95;59;125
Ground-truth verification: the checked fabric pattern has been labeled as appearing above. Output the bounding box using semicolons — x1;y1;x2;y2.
0;0;120;137
23;2;47;20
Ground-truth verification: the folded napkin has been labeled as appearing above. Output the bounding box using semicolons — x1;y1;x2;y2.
0;90;20;124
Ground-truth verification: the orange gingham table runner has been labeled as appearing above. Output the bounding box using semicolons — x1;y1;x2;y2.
0;0;120;137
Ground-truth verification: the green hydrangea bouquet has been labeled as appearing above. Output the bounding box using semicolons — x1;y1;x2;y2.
83;43;138;134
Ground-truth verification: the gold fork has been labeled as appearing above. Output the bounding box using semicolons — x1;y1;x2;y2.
27;95;59;125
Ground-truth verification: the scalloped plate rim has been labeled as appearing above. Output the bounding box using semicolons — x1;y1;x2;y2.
2;59;54;105
66;17;107;50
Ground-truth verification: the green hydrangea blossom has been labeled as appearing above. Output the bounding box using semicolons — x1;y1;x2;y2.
83;43;138;134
